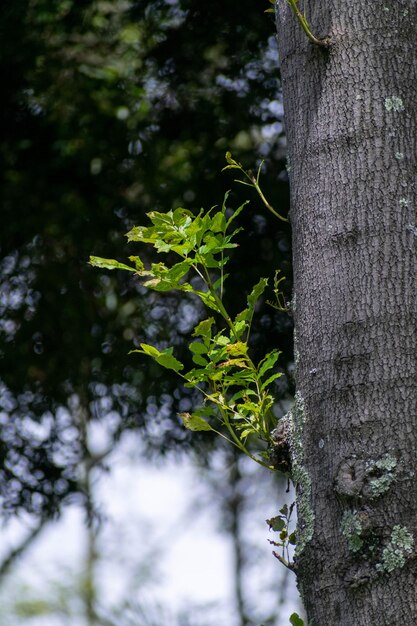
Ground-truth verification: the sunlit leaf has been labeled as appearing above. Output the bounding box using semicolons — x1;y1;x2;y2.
214;334;229;346
218;358;248;369
211;211;226;233
179;412;214;432
128;256;145;271
192;318;215;339
226;341;248;356
225;201;249;228
126;225;156;243
155;349;184;372
260;372;282;390
240;428;255;439
132;345;183;372
89;256;136;272
258;350;280;378
135;343;160;358
247;277;268;308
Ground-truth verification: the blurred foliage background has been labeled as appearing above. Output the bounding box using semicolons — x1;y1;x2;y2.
0;0;294;623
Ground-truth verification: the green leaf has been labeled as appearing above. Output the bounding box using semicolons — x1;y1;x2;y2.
258;350;280;379
172;241;195;256
198;233;223;255
219;358;248;370
213;274;229;292
266;516;286;532
142;278;173;291
172;207;193;226
235;308;251;323
223;151;241;169
214;334;230;346
155;349;184;372
193;318;215;339
126;225;157;243
137;343;161;358
260;372;282;391
184;367;211;385
189;341;208;355
226;341;248;357
211;211;226;233
165;260;192;282
148;210;174;227
238;400;258;413
179;412;214;432
289;613;304;626
192;354;209;367
230;389;258;404
226;201;249;228
128;256;145;271
234;318;248;338
240;428;255;439
133;344;183;372
89;256;136;272
247;277;268;308
193;290;218;311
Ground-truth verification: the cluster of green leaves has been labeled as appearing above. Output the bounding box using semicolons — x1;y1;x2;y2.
90;194;283;468
266;502;296;570
2;0;290;517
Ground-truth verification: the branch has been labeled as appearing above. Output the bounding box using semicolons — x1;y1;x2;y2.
0;517;47;582
286;0;331;47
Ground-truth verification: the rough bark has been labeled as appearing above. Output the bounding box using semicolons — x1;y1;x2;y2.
275;1;417;624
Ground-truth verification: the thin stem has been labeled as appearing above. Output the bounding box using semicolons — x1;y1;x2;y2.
198;258;239;340
286;0;331;47
0;517;46;582
250;175;289;223
272;551;296;572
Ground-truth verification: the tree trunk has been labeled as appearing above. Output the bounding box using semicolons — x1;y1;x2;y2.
275;1;417;623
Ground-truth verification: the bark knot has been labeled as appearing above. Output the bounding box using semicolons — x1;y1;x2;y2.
335;454;397;501
269;418;292;474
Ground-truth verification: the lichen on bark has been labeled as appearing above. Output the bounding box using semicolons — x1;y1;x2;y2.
377;526;414;573
289;391;315;556
341;511;364;553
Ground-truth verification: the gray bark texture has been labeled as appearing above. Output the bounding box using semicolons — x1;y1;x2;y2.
275;1;417;624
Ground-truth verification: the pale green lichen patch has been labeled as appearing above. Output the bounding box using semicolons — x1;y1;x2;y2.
399;198;409;206
374;455;397;472
384;96;404;112
377;526;414;573
366;454;397;498
395;152;404;160
289;391;315;556
341;511;363;553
